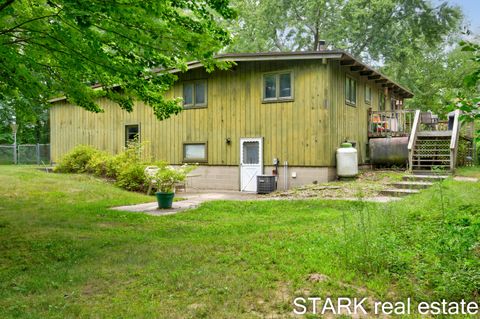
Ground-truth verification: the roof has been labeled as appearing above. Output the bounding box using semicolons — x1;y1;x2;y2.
49;50;413;103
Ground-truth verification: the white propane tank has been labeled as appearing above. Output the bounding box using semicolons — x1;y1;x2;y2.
336;142;358;178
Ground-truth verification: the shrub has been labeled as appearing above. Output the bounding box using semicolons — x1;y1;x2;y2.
56;141;173;194
54;145;100;173
148;164;197;193
107;140;148;178
85;150;111;177
115;163;148;192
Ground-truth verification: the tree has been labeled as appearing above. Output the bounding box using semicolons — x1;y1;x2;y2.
0;0;235;123
450;40;480;141
228;0;462;64
382;45;476;115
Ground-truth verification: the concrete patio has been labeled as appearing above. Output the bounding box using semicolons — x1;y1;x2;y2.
111;190;261;216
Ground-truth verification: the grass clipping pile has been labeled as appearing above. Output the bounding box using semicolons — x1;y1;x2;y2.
270;170;404;199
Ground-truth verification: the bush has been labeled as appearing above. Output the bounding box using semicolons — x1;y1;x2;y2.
54;145;100;173
56;141;172;193
85;150;112;177
148;164;197;193
115;163;148;192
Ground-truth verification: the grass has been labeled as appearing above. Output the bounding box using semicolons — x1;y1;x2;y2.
456;166;480;178
0;166;479;318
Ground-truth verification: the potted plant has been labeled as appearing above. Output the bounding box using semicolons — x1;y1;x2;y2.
149;164;197;209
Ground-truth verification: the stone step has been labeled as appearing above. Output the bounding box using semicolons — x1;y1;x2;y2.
380;189;420;197
390;181;433;189
402;174;449;182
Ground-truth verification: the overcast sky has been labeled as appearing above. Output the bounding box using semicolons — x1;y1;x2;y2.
443;0;480;34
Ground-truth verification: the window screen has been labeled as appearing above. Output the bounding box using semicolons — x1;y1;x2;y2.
242;141;260;164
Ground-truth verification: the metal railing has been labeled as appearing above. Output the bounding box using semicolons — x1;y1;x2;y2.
368;110;416;137
0;144;50;165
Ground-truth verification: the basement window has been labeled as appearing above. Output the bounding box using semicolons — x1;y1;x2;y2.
125;124;140;146
263;71;293;102
183;143;207;162
345;76;357;106
183;80;207;108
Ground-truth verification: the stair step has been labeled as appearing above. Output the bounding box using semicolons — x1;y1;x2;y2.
403;175;449;182
411;166;450;170
413;154;450;157
415;144;451;146
410;170;451;175
415;146;450;149
412;162;450;165
380;189;420;197
390;181;433;189
417;131;452;137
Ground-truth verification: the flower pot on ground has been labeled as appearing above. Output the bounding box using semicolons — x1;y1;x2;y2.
149;164;197;209
155;191;175;209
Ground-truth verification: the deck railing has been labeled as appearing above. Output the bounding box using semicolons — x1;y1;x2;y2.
407;110;421;171
368;110;416;137
450;109;461;172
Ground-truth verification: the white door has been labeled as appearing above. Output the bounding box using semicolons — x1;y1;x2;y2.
240;138;263;192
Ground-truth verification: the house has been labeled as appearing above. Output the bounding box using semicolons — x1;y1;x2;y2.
50;50;416;192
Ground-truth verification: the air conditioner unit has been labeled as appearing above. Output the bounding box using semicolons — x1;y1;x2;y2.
257;175;276;194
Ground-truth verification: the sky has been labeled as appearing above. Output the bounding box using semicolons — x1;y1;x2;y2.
444;0;480;34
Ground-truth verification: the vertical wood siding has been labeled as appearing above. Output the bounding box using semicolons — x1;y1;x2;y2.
50;60;395;166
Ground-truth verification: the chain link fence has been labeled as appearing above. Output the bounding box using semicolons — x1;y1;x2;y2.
0;144;50;165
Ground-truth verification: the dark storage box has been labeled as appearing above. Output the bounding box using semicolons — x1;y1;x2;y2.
257;175;276;194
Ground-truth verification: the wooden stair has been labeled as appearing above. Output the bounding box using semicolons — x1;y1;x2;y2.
407;109;461;174
411;133;452;171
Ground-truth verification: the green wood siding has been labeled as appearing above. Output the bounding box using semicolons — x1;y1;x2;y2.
50;59;396;166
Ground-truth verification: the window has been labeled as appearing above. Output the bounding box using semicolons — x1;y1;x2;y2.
365;84;372;104
263;72;293;101
183;80;207;108
125;125;139;146
183;143;207;162
242;141;260;164
379;91;385;111
345;76;357;106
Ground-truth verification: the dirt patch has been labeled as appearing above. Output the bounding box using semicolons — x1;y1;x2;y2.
268;170;405;200
307;273;329;283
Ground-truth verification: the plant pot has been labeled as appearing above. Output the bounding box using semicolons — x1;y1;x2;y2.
155;192;175;209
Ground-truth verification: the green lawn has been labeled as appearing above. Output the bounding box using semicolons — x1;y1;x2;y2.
0;166;479;318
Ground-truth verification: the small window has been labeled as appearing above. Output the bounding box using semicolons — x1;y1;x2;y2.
379;91;385;111
365;84;372;104
183;143;207;162
263;72;293;101
242;141;260;164
183;80;207;108
125;124;139;146
345;76;357;106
